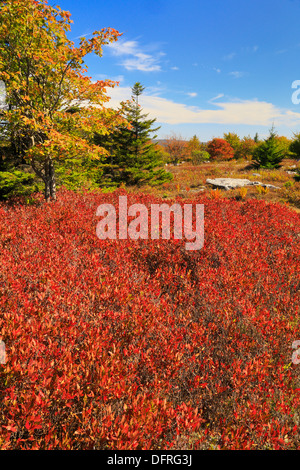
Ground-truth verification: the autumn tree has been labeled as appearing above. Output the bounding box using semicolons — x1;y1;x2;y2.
234;136;258;160
206;138;234;161
187;135;202;154
0;0;125;201
185;135;209;164
274;135;292;159
223;132;240;156
163;133;188;165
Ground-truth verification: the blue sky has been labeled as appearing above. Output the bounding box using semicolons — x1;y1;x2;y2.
59;0;300;141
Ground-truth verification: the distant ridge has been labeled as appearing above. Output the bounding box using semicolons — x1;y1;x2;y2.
153;139;208;146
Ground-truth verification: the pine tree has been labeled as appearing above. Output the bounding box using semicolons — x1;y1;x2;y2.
253;126;285;169
94;82;172;186
289;132;300;159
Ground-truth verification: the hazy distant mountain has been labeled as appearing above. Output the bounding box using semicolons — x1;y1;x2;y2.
153;139;208;146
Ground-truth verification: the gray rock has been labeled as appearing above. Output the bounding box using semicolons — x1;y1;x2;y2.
206;178;280;191
189;188;205;192
258;183;281;189
206;178;253;190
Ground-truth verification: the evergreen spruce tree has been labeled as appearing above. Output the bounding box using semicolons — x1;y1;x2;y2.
252;126;285;169
289;132;300;160
94;82;172;187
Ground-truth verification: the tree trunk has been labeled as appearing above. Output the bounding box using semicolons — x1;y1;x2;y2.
49;158;56;201
44;159;50;201
44;158;56;202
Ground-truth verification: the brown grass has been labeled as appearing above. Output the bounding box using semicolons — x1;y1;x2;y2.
128;158;300;213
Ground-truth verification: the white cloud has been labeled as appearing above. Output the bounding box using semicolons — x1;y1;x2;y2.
229;71;245;79
105;86;300;128
0;81;6;109
145;85;165;96
122;55;161;72
93;74;124;83
105;39;163;72
187;92;197;98
223;52;236;61
107;40;138;56
209;93;225;102
243;45;259;54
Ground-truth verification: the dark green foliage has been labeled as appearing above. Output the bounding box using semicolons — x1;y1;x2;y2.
190;150;210;164
54;157;100;192
0;140;42;199
94;82;173;187
289;132;300;160
0;170;40;199
252;126;285;169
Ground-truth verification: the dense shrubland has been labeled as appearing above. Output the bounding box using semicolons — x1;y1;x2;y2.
1;0;300;452
0;188;299;449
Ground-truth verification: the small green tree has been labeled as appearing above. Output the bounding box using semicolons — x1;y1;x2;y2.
0;170;40;200
289;132;300;159
186;135;208;163
187;135;201;154
252;126;285;169
94;82;172;186
223;132;241;157
190;150;210;164
290;133;300;181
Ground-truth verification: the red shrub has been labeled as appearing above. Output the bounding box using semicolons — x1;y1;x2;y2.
206;138;234;161
0;188;299;449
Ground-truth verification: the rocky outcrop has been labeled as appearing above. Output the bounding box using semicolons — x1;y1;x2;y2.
206;178;280;191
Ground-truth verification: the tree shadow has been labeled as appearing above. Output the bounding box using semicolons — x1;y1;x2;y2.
237;162;258;172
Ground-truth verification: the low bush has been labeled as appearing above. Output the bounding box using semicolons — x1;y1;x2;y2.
206;138;234;161
0;189;299;449
0;170;40;200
